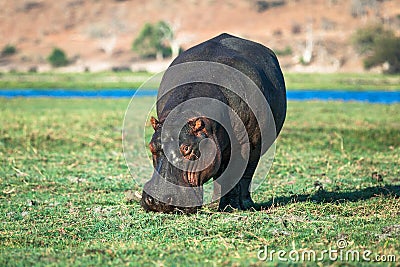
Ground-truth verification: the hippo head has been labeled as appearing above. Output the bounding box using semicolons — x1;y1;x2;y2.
141;116;223;213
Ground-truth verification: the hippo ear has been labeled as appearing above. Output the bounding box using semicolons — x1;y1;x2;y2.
150;116;159;131
188;117;205;133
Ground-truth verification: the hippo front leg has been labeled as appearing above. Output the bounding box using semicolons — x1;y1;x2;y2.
217;183;241;211
218;160;259;211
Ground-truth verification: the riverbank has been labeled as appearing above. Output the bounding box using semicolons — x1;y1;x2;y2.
0;72;399;90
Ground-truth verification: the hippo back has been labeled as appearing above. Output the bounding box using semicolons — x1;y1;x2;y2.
162;33;287;137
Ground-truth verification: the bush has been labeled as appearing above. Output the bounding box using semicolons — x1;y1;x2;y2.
47;48;68;67
352;24;394;55
353;25;400;73
132;21;173;59
363;35;400;74
291;23;301;35
255;0;285;13
1;45;16;56
274;46;293;56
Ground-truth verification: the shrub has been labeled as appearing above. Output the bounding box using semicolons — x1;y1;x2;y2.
353;25;400;73
23;1;44;12
363;35;400;74
47;48;68;67
255;0;285;13
274;46;293;56
1;45;16;56
291;23;301;35
132;21;173;59
352;24;394;55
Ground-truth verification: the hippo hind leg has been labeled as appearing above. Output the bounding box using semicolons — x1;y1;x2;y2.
218;160;259;212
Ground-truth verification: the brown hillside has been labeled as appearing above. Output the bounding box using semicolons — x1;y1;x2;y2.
0;0;399;73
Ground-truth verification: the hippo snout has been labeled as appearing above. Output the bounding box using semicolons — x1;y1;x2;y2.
141;190;200;214
141;190;174;213
142;193;159;207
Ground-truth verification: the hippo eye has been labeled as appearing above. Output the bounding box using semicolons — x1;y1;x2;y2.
180;144;192;156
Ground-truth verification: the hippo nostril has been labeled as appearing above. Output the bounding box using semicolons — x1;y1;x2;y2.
165;195;174;205
145;195;155;206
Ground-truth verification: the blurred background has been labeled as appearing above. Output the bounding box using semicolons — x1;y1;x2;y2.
0;0;399;74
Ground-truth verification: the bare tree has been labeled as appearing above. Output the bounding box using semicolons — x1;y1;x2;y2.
302;22;313;64
162;19;194;59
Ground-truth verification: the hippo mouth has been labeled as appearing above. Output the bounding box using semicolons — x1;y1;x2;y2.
140;190;200;214
183;171;200;186
180;143;203;186
180;143;217;187
142;116;222;213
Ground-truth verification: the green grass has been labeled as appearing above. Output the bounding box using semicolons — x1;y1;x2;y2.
0;72;155;90
284;72;400;90
1;98;399;266
0;72;399;90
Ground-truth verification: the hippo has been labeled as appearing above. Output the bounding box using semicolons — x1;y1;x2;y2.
141;33;286;213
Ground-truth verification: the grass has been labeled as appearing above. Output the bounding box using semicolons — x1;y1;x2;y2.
284;72;400;90
0;72;399;90
0;72;155;90
1;98;399;266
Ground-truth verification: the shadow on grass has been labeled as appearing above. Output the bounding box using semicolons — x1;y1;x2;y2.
257;185;400;209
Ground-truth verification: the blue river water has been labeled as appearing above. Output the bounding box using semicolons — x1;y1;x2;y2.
0;89;399;104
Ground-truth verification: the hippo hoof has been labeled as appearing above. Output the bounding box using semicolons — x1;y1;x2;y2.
239;198;257;211
218;198;241;212
218;194;258;212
